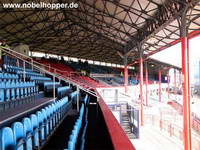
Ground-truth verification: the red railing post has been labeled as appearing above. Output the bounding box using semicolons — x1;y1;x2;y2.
159;69;162;102
182;36;192;150
124;65;128;93
174;69;177;95
140;56;144;126
167;71;170;99
145;63;149;106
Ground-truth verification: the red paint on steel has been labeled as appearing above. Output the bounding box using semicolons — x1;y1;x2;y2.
146;30;200;58
140;57;144;126
158;70;161;102
181;37;192;150
174;69;177;95
167;72;170;99
124;65;128;93
145;65;149;106
97;93;136;150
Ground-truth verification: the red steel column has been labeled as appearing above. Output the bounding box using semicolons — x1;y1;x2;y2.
145;64;149;106
124;65;128;93
174;69;177;95
140;57;144;126
159;70;162;102
182;37;191;150
167;71;170;99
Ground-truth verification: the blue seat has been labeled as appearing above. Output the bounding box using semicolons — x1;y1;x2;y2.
36;111;45;144
11;122;25;150
48;105;54;132
22;118;33;150
50;104;56;127
20;82;24;98
68;141;74;150
0;82;5;102
0;127;15;150
15;81;20;99
41;109;49;136
24;82;28;97
5;82;11;101
45;107;51;133
30;114;39;148
10;81;16;100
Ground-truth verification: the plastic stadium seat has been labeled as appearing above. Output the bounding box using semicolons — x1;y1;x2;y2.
30;114;39;148
10;81;16;100
50;104;56;127
41;109;49;136
36;111;45;144
47;105;53;132
22;117;33;150
0;82;5;102
20;82;24;98
45;107;51;133
24;82;28;97
15;82;20;99
0;127;15;150
5;82;11;101
12;122;25;150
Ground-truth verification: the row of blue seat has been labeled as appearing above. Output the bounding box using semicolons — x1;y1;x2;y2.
70;91;78;102
67;104;85;150
0;96;69;150
0;82;38;102
3;56;17;66
57;86;70;98
0;79;21;83
80;108;88;150
30;76;51;81
30;76;52;84
3;64;43;78
0;73;18;79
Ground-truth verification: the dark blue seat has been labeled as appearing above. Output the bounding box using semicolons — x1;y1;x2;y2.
10;81;15;100
0;127;15;150
30;114;39;148
0;82;5;102
41;109;49;137
22;117;33;150
45;107;51;134
11;122;25;150
36;111;45;144
5;82;11;101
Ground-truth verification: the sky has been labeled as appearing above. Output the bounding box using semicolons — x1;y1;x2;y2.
150;35;200;85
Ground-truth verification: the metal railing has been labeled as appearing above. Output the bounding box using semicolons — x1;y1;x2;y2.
1;47;98;98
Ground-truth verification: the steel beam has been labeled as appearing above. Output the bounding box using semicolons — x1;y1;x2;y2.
174;69;177;95
139;44;144;126
167;71;170;99
180;6;192;150
124;66;128;93
158;69;162;102
145;63;149;106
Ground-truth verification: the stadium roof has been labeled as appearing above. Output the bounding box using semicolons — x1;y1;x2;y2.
0;0;200;65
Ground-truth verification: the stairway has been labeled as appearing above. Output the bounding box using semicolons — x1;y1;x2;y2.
121;113;136;139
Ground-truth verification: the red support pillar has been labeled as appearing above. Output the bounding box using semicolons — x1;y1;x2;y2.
140;57;144;126
124;65;128;93
159;70;162;102
145;64;149;106
174;69;177;95
181;37;192;150
167;71;170;99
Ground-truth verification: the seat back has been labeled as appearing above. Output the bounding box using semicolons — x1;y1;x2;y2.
30;114;39;147
0;127;15;150
22;117;33;150
12;122;25;150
